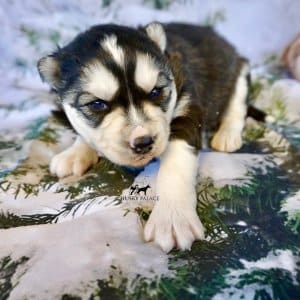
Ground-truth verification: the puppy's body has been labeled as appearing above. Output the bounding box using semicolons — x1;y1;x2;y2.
163;23;248;151
38;23;250;251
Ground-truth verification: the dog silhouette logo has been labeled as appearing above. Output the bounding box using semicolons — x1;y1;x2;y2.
123;182;158;201
129;184;151;195
130;184;139;195
136;184;151;195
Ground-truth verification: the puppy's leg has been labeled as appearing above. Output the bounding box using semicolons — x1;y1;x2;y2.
144;140;205;252
50;136;99;178
211;65;249;152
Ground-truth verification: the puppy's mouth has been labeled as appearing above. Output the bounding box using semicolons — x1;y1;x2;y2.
131;154;154;167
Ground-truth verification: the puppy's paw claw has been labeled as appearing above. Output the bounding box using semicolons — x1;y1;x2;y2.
50;146;98;178
211;128;243;152
144;205;205;252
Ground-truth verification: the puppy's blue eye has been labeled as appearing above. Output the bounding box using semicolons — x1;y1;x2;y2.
86;99;108;111
149;87;162;99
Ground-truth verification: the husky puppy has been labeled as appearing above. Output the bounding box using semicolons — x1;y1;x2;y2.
38;22;255;252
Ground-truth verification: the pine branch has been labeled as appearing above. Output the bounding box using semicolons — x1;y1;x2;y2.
0;256;29;299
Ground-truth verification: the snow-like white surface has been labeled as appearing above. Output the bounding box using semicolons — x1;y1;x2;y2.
256;79;300;122
198;152;274;187
0;102;53;131
213;249;299;300
241;249;298;277
0;187;67;215
281;190;300;224
0;207;170;300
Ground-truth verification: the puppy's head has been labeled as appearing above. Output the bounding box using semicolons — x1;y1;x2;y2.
38;23;178;167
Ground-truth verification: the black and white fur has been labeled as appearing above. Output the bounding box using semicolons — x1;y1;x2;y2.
38;23;265;252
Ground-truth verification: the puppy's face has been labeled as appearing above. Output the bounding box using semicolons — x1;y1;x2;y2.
38;23;177;167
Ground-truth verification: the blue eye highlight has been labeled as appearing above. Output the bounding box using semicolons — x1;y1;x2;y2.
86;99;108;112
149;87;162;99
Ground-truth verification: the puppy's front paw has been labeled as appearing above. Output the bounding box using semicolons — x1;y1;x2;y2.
50;145;98;178
144;204;205;252
211;128;242;152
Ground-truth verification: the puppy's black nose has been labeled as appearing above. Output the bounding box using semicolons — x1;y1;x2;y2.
132;135;154;154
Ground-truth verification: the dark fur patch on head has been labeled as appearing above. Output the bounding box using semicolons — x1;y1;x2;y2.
38;24;168;92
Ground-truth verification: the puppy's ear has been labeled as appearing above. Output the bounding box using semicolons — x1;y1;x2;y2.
37;55;62;90
145;22;167;52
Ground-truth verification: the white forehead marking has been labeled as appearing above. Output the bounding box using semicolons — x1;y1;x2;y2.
135;53;159;92
82;62;119;101
101;35;125;68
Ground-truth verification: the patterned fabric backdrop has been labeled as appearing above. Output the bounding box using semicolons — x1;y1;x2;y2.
0;1;299;299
